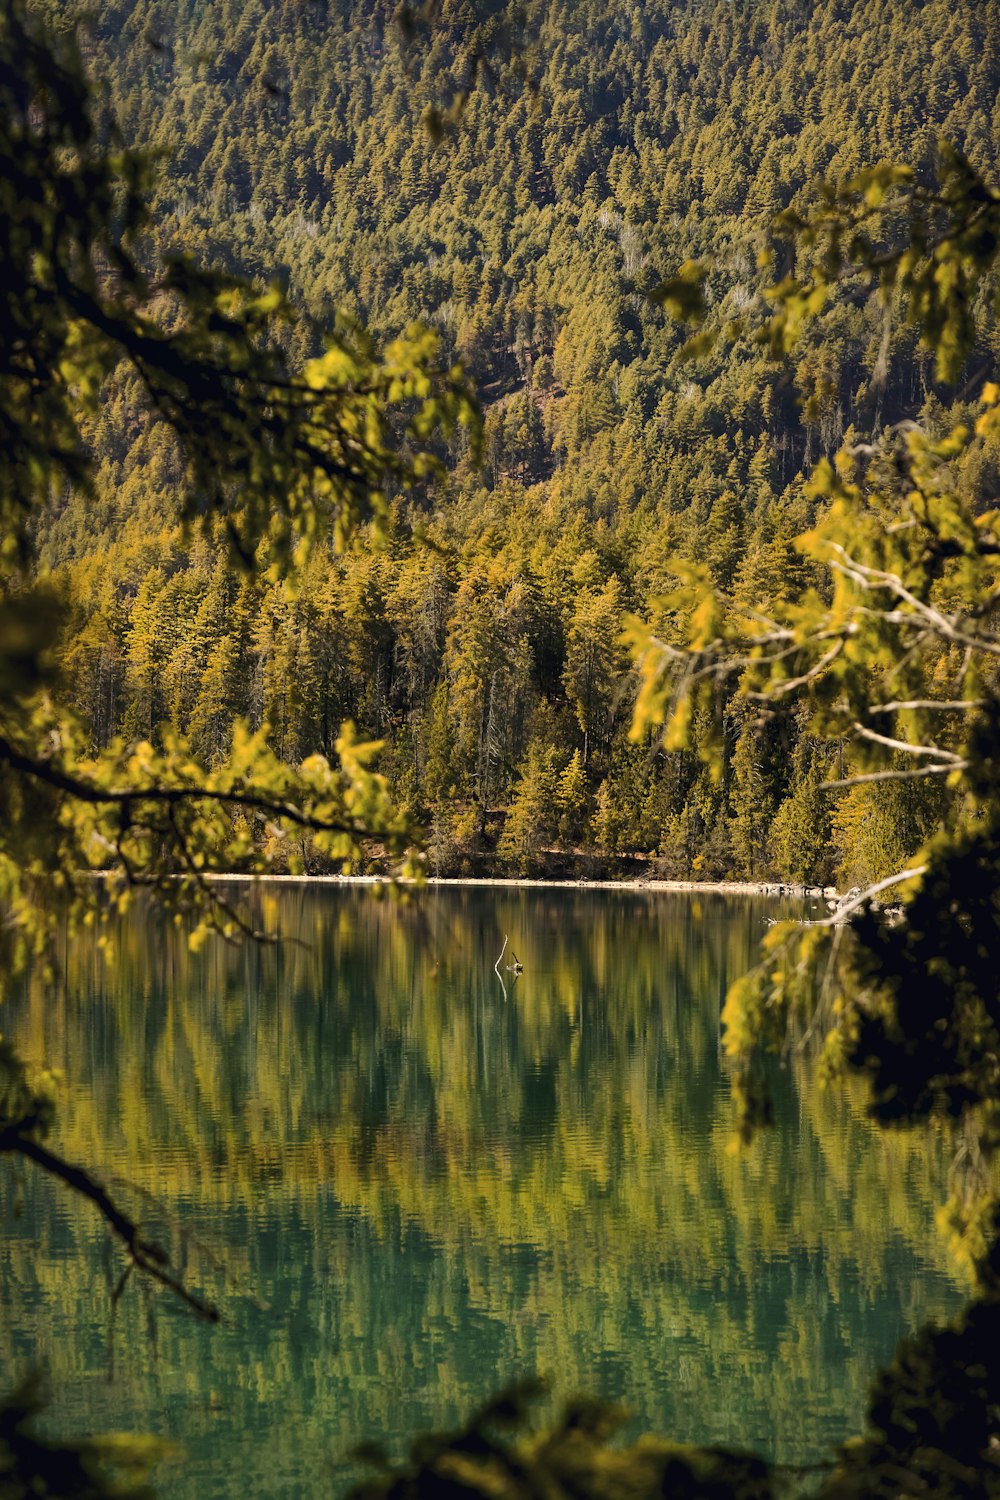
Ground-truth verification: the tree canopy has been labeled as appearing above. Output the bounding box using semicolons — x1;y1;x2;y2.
12;0;998;889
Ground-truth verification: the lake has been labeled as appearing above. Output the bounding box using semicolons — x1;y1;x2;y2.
0;884;963;1497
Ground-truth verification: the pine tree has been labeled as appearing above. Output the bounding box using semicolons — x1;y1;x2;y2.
499;740;560;871
557;748;588;843
770;742;833;886
729;723;774;880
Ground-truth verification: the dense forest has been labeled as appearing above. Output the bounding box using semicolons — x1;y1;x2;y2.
29;0;1000;884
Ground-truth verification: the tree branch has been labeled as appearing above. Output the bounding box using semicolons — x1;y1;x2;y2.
800;866;928;927
852;723;965;762
0;1129;219;1322
868;699;985;714
827;544;1000;656
0;734;376;839
822;762;966;790
747;638;847;701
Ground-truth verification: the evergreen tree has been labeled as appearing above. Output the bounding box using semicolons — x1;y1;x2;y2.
498;739;560;871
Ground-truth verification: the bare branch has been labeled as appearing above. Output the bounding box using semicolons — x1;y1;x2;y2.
882;616;1000;659
747;638;846;701
799;866;928;928
851;723;965;762
868;699;985;714
822;761;967;790
826;543;1000;656
826;546;956;627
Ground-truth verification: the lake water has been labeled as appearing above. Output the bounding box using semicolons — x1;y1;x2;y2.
0;885;963;1497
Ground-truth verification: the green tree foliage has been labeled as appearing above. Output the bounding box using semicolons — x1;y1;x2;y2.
563;576;625;765
498;738;560;870
1;4;474;571
769;739;833;886
556;748;588;842
729;723;775;881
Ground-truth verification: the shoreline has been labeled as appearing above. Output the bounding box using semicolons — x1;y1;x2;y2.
202;872;837;900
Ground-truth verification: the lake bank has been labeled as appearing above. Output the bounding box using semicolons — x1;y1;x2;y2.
204;871;837;900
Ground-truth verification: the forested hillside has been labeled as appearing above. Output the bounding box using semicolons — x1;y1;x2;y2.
36;0;1000;884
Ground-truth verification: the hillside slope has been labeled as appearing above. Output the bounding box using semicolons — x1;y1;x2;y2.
37;0;1000;882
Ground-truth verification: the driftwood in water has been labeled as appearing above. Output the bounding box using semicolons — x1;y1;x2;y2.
494;935;523;974
494;933;508;975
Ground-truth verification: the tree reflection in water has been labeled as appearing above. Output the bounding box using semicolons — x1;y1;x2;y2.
0;886;964;1498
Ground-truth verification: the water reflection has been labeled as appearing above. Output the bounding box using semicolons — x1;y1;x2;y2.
0;886;963;1497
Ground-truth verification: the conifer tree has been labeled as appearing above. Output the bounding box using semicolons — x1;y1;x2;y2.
499;739;560;871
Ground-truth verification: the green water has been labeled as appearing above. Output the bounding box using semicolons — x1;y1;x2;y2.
0;885;963;1496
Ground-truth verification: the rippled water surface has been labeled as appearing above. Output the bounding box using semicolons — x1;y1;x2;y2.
0;885;964;1497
